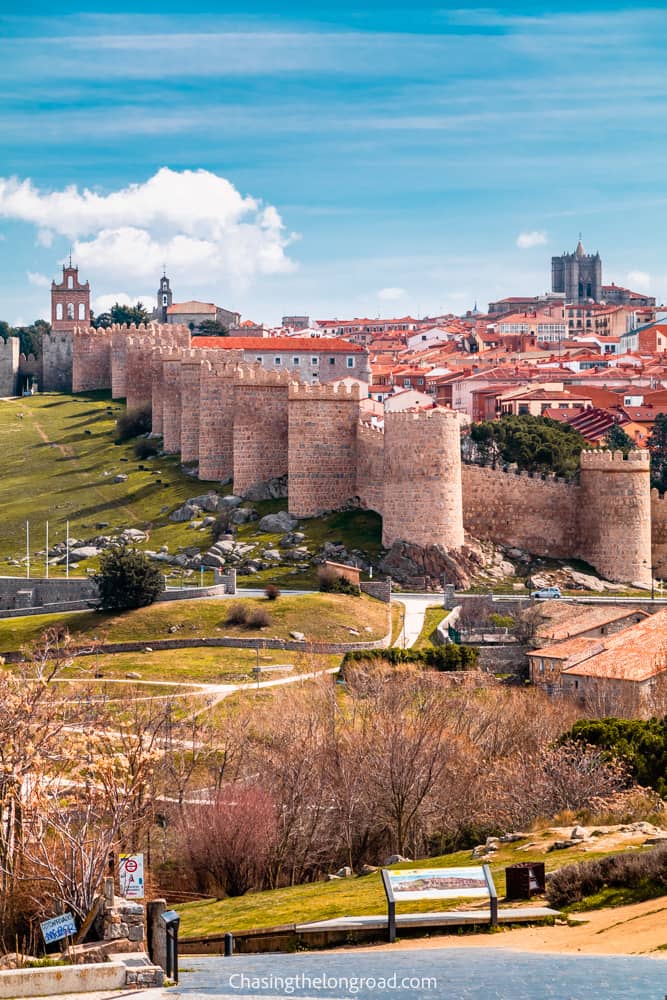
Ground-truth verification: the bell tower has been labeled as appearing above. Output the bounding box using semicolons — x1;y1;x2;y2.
51;256;91;330
156;269;173;323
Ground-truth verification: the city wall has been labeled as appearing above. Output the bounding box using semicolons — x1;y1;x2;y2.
462;464;579;558
0;337;19;396
67;324;656;586
288;381;361;517
233;367;290;495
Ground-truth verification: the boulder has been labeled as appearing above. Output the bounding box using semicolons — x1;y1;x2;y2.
571;825;587;841
70;546;100;560
170;503;202;523
113;474;128;484
357;864;378;876
243;475;289;502
335;866;353;878
230;508;254;525
125;671;141;679
258;511;298;533
202;553;226;568
262;549;282;561
383;854;412;865
219;495;243;509
290;631;306;641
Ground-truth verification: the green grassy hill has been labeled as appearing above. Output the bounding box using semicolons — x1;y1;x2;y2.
0;593;390;652
0;392;382;588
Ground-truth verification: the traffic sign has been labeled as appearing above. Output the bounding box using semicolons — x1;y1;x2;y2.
119;853;145;898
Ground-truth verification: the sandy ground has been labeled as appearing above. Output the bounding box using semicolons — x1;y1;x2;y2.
353;897;667;958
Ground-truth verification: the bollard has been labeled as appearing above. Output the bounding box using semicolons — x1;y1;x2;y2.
224;932;234;957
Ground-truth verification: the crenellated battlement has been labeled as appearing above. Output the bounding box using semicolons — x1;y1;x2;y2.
289;380;363;401
357;420;385;437
581;448;651;469
233;363;293;387
384;406;460;425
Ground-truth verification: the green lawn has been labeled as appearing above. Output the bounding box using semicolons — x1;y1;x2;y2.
177;836;654;938
0;594;390;653
413;604;447;648
60;647;340;684
0;392;222;575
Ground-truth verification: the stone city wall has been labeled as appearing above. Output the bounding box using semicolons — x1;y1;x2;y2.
232;366;291;495
198;358;243;481
383;408;464;550
651;489;667;579
42;330;74;392
125;336;157;415
578;449;652;586
356;422;385;516
71;327;111;392
462;464;579;559
0;336;19;396
288;381;362;517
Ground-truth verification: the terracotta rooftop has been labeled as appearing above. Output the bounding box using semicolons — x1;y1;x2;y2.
193;336;365;352
537;602;647;641
168;301;216;314
563;609;667;683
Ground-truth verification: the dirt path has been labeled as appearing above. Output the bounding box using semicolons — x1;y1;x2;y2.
353;898;667;958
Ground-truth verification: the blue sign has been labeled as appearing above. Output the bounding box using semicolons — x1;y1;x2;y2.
40;912;77;945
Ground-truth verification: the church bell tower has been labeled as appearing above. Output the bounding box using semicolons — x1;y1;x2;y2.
156;271;173;323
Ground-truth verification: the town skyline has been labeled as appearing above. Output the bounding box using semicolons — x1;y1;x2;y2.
2;1;667;324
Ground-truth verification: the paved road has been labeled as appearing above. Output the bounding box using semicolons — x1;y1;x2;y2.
392;594;442;647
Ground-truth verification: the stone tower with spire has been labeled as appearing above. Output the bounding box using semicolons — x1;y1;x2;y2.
551;237;602;304
155;270;173;323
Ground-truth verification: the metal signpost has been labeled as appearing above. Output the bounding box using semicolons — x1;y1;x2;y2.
119;853;145;899
40;912;77;946
381;865;497;943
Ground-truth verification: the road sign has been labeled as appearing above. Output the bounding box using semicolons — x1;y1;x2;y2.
119;852;145;899
40;912;77;945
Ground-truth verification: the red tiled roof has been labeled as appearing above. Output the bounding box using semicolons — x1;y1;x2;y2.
193;336;365;352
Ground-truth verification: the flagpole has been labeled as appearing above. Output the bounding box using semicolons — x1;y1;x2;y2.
66;520;70;579
45;521;49;579
26;520;30;579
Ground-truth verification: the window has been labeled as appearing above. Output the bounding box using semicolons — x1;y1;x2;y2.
346;356;354;368
518;404;529;415
403;378;411;388
538;659;544;674
274;357;282;365
256;356;262;363
311;356;318;366
329;357;335;365
67;276;73;289
162;280;168;290
162;295;168;306
78;302;85;320
293;357;300;365
56;303;63;321
67;303;74;320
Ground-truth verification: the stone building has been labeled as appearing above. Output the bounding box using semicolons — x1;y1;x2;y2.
166;300;240;332
552;239;602;303
51;261;91;331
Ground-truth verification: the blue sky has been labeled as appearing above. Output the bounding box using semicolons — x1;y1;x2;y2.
1;1;666;325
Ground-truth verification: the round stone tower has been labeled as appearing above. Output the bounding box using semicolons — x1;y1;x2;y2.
579;449;652;586
382;408;464;550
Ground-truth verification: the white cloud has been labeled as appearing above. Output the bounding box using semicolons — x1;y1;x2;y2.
93;292;156;313
516;230;548;249
0;168;297;292
377;286;406;301
626;270;652;291
27;271;51;287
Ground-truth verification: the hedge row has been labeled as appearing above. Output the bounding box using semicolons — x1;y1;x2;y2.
342;645;479;672
546;843;667;908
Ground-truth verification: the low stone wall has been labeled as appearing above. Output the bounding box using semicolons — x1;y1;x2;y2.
360;579;392;603
476;644;528;674
0;575;97;611
0;962;128;998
